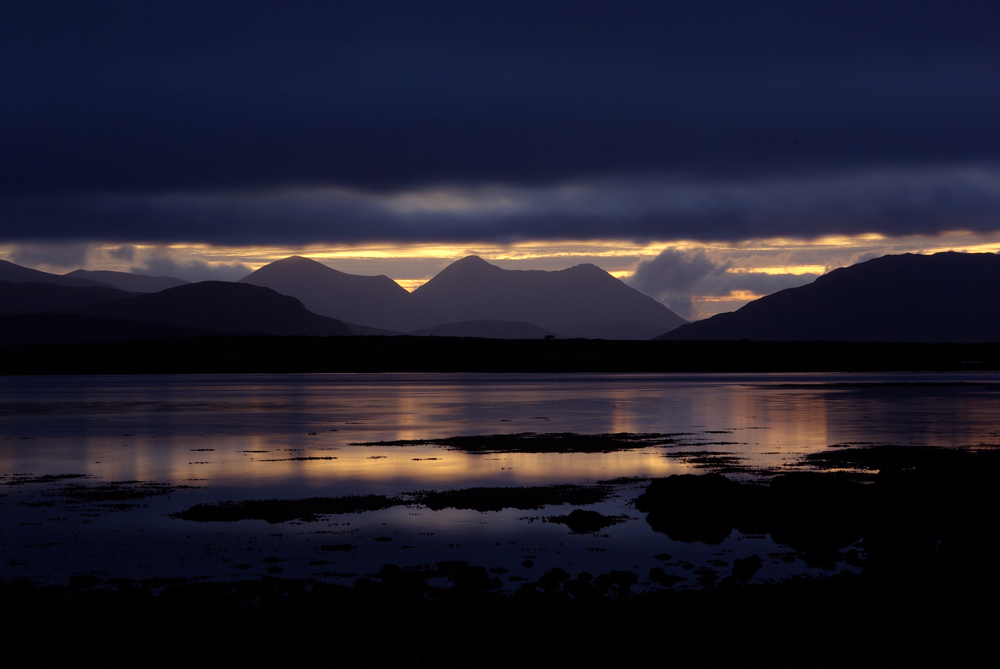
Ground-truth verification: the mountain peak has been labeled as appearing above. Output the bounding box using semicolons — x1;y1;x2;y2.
415;256;505;288
277;255;319;265
444;255;502;272
253;255;344;275
239;255;411;330
409;256;685;334
563;263;608;276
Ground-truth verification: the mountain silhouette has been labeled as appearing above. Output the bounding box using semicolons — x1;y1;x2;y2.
0;281;133;314
0;259;111;288
659;252;1000;342
238;256;411;331
405;256;685;337
72;281;352;336
65;269;188;293
237;255;684;337
407;320;559;339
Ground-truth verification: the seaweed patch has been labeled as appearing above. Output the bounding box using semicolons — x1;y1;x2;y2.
412;485;611;512
546;509;629;534
350;432;683;453
172;494;406;523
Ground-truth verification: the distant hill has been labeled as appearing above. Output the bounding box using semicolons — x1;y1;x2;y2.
0;259;111;288
238;256;411;331
72;281;352;337
406;256;686;337
66;269;188;293
659;252;1000;342
0;313;223;347
408;320;559;339
0;281;133;314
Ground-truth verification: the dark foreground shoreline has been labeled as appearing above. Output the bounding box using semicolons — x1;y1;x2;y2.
3;336;1000;374
3;566;996;667
4;445;999;666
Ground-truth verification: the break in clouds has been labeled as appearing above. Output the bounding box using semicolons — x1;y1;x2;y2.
2;164;1000;247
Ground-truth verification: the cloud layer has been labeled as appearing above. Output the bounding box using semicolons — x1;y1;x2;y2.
2;3;1000;246
2;166;999;246
129;251;251;283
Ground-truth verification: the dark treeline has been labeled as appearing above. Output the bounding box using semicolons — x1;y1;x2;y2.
2;336;999;375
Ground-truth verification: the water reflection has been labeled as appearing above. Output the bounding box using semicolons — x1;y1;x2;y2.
1;373;997;587
3;373;999;486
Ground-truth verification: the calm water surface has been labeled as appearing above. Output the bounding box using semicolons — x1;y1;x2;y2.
2;372;997;588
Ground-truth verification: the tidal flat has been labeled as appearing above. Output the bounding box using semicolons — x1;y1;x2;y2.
1;372;999;664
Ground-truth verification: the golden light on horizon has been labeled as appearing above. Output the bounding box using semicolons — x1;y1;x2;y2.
727;266;826;275
172;230;998;275
5;230;999;315
697;290;766;303
396;279;428;292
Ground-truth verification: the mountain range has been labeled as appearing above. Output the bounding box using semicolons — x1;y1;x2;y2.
659;252;1000;342
0;255;681;344
240;255;685;338
2;251;999;346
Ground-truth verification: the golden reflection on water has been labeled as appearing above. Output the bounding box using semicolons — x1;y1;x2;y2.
0;436;684;488
729;389;831;468
1;374;998;490
205;447;684;487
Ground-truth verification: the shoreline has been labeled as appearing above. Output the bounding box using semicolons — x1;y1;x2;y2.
2;547;995;666
2;336;1000;375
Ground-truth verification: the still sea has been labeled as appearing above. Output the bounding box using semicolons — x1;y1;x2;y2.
1;372;997;588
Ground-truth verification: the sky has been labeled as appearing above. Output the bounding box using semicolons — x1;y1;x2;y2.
2;1;1000;320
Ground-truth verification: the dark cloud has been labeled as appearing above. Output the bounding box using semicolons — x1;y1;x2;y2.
8;243;90;272
1;166;998;246
130;252;251;283
627;249;730;318
109;245;137;261
2;2;1000;244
